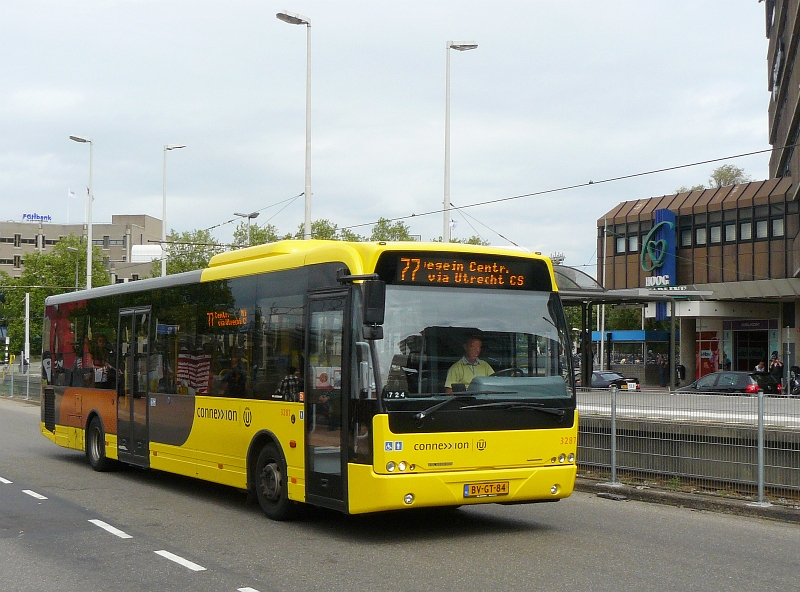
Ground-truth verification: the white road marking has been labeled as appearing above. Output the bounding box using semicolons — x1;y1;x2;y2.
154;550;206;572
0;476;12;484
238;588;260;592
21;490;47;500
88;519;133;539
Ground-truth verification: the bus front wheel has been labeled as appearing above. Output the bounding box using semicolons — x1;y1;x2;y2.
254;443;296;520
86;417;114;472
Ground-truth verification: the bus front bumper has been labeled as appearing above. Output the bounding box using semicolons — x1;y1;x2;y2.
347;462;577;514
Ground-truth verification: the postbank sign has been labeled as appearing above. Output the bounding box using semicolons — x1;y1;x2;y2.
640;209;676;287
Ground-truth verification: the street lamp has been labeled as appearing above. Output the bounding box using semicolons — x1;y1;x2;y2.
443;41;478;243
69;135;93;289
162;144;186;277
276;10;312;240
66;247;79;291
234;211;260;246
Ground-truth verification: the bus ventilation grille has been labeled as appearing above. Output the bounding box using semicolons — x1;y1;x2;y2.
43;387;55;432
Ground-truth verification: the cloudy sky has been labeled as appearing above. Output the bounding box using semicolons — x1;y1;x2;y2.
0;1;771;278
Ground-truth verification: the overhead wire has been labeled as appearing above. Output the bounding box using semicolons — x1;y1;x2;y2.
203;192;303;233
340;145;785;233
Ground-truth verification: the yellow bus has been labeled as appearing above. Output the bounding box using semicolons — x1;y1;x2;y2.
41;240;578;519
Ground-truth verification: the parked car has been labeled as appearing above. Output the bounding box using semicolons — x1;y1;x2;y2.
675;371;782;395
575;371;640;390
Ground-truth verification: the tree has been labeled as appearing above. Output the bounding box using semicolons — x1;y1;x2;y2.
709;164;751;188
605;306;644;330
674;165;752;194
431;235;491;246
154;229;225;276
369;218;415;241
289;219;365;241
4;235;110;355
232;221;279;249
674;184;706;194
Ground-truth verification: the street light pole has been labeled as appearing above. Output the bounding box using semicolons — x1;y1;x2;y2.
66;247;79;290
234;211;260;246
69;135;93;289
444;41;477;243
162;144;186;277
276;10;312;240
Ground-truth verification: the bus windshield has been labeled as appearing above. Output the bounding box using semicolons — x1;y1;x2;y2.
375;286;573;403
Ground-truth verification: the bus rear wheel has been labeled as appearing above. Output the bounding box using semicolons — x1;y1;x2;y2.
254;443;296;521
86;417;114;472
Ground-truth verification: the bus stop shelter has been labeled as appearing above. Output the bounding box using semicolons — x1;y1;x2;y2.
553;265;712;389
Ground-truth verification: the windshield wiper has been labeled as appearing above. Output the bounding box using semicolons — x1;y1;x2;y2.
459;401;566;418
413;395;473;420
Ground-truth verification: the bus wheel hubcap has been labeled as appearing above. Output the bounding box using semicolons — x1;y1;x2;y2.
261;462;281;502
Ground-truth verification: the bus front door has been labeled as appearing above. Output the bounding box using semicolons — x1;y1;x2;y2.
117;308;151;467
305;292;349;510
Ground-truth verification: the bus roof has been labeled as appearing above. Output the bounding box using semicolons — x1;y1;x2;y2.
203;240;555;286
45;240;557;305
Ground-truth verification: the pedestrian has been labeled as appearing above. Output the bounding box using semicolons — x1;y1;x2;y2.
754;360;766;373
769;351;784;381
658;354;667;387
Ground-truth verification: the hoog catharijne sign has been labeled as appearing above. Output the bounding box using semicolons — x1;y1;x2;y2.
641;209;676;320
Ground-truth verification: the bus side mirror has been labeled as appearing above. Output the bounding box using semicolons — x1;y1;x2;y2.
362;280;385;326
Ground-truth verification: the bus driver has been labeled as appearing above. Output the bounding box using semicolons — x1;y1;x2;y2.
445;336;494;392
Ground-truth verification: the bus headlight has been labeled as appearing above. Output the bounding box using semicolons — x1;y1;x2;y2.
568;453;575;463
387;461;396;472
558;453;566;463
398;461;407;472
404;493;414;505
550;485;559;495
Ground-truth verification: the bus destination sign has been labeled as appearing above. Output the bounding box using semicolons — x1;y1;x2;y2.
394;255;536;289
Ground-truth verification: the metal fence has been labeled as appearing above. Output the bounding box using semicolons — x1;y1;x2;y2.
0;364;41;401
577;386;800;506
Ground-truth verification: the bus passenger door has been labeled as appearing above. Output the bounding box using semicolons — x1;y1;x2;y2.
305;292;349;510
117;308;151;467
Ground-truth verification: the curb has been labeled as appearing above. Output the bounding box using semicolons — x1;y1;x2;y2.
1;396;40;406
576;477;800;524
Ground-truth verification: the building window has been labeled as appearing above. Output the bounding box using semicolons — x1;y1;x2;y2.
695;227;707;246
773;218;784;237
628;235;638;252
725;224;736;242
740;222;752;240
616;236;626;254
14;234;21;248
681;229;692;247
755;220;768;239
103;235;110;249
13;255;21;268
710;226;721;244
131;274;140;281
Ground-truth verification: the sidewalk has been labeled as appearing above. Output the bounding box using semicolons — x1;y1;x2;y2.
575;477;800;524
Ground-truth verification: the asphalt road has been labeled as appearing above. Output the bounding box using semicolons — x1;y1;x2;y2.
1;397;798;592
